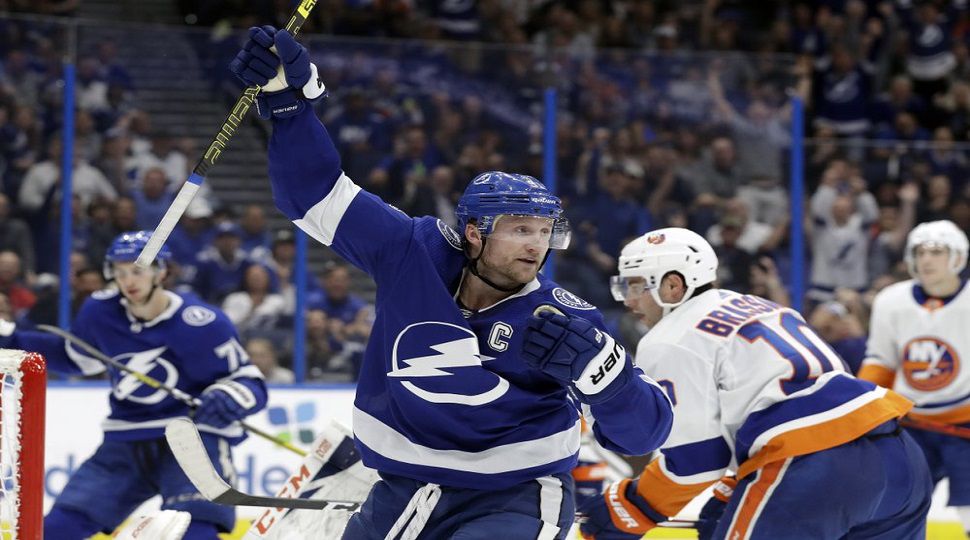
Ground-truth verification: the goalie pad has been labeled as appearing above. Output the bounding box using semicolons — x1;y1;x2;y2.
244;420;379;539
112;510;191;540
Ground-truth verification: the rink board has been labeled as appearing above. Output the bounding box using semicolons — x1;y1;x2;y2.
42;383;961;538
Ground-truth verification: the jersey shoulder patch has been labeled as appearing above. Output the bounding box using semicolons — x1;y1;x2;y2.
91;288;120;301
551;287;596;310
181;305;217;327
437;219;463;251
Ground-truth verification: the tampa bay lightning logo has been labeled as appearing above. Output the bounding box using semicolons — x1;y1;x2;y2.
552;288;595;310
437;219;463;251
182;306;216;327
112;346;179;404
388;321;509;405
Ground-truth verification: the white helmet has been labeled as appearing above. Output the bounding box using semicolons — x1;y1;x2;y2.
611;227;718;312
904;220;969;279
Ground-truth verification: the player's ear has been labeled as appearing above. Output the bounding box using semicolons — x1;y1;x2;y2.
465;224;482;254
661;272;687;302
154;266;168;285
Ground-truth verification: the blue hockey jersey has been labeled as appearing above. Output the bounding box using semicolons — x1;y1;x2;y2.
13;290;267;442
267;106;673;489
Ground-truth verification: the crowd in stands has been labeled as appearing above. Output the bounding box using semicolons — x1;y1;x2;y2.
1;1;970;382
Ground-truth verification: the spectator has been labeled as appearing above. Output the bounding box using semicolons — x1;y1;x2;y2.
245;337;294;384
19;136;116;214
400;164;459;227
706;197;780;255
680;135;743;209
222;264;287;336
132;166;173;230
0;192;34;275
810;43;875;136
808;162;879;300
193;221;250;304
711;216;756;291
167;197;214;286
73;265;103;302
708;68;792;226
308;261;373;347
238;204;271;258
869;183;919;280
0;250;34;318
562;163;651;306
305;308;357;382
748;255;791;306
808;289;869;374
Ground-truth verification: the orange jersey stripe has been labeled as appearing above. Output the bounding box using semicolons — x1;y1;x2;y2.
636;459;715;517
737;391;912;479
572;463;608;482
727;458;791;540
857;364;896;388
909;402;970;424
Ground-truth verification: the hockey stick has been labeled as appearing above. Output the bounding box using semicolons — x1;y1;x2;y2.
134;0;319;268
167;417;361;510
899;416;970;439
36;324;307;457
168;418;700;531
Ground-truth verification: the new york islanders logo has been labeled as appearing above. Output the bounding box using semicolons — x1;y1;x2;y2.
902;337;960;391
646;233;665;244
388;321;508;406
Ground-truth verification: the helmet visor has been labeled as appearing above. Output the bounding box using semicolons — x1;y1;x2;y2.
610;275;654;302
483;215;571;250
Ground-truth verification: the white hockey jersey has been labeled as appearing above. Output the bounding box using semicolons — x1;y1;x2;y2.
860;279;970;424
632;289;911;518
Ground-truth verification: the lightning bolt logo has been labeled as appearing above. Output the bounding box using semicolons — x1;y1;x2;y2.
390;321;508;406
388;337;494;377
113;346;179;404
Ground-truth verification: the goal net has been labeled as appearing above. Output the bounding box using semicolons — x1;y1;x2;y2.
0;350;45;540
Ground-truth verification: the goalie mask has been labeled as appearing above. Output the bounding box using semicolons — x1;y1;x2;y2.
611;227;718;313
904;220;969;279
104;230;172;281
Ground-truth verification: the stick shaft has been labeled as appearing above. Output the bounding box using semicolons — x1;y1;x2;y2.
135;0;319;268
37;324;306;456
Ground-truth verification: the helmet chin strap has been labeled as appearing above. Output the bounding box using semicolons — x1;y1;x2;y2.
465;236;526;294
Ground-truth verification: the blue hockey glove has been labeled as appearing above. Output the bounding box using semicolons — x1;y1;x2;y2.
0;320;15;349
578;479;656;540
522;310;630;403
193;380;259;429
696;477;736;540
228;26;326;119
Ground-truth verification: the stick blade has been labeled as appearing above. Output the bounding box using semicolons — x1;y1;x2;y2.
166;417;232;501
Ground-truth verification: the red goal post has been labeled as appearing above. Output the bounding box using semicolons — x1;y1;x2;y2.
0;350;45;540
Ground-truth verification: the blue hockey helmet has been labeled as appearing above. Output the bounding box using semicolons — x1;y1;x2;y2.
103;230;172;280
455;171;570;249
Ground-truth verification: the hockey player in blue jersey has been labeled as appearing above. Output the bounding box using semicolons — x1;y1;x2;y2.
229;27;674;539
0;231;268;539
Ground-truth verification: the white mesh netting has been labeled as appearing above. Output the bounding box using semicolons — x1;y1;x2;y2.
0;351;25;540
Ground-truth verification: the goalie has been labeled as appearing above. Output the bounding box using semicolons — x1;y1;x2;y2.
0;231;268;539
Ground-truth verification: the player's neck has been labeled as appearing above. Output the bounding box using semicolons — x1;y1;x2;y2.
127;288;170;321
922;276;962;298
457;270;514;310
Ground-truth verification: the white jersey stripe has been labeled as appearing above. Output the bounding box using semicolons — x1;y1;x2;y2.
354;407;582;474
295;172;362;246
536;475;563;539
